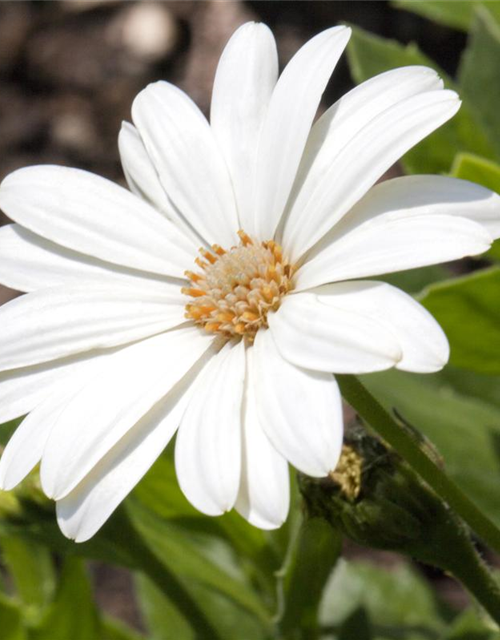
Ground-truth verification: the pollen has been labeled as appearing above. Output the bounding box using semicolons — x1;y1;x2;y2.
182;231;295;341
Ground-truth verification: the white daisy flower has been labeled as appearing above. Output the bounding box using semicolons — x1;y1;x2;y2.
0;23;499;543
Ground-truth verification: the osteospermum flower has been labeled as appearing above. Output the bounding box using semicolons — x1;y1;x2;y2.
0;24;499;543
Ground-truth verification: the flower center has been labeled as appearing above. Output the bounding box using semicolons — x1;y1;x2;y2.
182;230;295;341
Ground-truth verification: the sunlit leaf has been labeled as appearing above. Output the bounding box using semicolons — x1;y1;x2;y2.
451;153;500;194
458;7;500;161
393;0;500;31
420;268;500;374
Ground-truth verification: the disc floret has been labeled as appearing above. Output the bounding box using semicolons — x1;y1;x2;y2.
182;231;295;341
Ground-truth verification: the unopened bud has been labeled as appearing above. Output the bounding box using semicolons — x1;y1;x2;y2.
299;426;475;569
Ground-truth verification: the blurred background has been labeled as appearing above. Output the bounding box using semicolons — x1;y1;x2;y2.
0;1;494;634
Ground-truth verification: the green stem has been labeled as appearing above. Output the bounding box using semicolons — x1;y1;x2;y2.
277;516;342;640
336;375;500;558
111;509;222;640
444;534;500;625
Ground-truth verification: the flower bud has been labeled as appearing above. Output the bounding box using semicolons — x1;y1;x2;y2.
298;425;474;569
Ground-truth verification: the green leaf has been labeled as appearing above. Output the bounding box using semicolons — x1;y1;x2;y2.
450;152;500;261
420;267;500;374
377;264;450;295
29;558;100;640
360;369;500;528
0;594;26;640
346;26;495;174
102;617;146;640
135;570;267;640
444;608;500;639
458;7;500;160
320;560;449;632
393;0;500;31
434;365;500;412
337;607;372;640
0;537;55;611
451;152;500;194
126;500;272;630
136;575;196;640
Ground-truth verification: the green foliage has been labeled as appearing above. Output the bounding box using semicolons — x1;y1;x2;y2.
360;368;500;529
0;594;25;640
136;574;195;640
420;268;500;373
451;152;500;194
29;559;99;640
445;609;500;639
127;499;272;628
393;0;500;31
321;560;448;631
0;538;55;612
321;560;497;639
459;8;500;159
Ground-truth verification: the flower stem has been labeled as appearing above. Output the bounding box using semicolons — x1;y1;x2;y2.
336;375;500;558
277;516;342;640
441;529;500;625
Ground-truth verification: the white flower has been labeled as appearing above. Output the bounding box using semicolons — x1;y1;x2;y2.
0;23;498;543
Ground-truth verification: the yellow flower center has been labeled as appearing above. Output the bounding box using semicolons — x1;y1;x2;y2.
182;230;295;341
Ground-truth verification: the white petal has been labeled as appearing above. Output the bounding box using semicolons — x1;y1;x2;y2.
0;166;195;278
0;346;120;489
253;329;343;477
211;22;278;234
296;215;491;291
0;377;89;490
118;122;202;245
56;358;205;543
311;281;450;373
235;347;289;529
254;26;351;239
284;66;443;238
175;340;245;516
336;174;500;237
268;292;402;374
40;326;214;500
118;121;170;213
132;81;239;247
0;349;115;424
0;224;184;293
0;284;186;371
283;89;461;259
